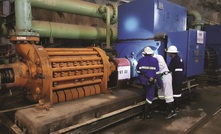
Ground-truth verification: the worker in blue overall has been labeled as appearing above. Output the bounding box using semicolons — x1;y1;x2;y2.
166;45;185;112
154;54;177;119
136;47;162;120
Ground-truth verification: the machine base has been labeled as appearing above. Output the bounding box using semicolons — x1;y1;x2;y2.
15;87;145;134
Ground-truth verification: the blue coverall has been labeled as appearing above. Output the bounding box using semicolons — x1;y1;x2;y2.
136;55;163;104
168;54;185;98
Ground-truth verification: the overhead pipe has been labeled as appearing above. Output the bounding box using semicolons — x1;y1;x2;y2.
188;10;203;30
29;0;117;24
29;0;118;46
12;0;118;42
32;20;117;40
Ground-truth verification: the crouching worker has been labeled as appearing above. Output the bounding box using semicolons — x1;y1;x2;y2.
136;47;163;120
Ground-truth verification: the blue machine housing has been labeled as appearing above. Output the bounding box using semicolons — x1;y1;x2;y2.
205;25;221;68
116;0;186;78
167;30;206;77
117;0;187;40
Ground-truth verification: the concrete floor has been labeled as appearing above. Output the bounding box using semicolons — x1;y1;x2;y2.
101;85;221;134
1;84;221;134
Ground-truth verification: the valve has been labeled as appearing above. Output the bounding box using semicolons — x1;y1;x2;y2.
1;69;14;83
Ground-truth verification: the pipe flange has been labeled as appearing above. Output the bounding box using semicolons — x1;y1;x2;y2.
10;29;39;37
106;3;118;24
98;3;118;25
98;4;106;16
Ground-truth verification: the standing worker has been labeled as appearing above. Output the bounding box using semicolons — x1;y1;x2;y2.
136;47;162;120
154;54;177;119
166;45;185;112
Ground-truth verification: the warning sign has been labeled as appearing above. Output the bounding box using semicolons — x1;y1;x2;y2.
197;31;204;44
118;66;130;80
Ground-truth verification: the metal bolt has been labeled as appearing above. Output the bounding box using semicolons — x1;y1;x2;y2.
68;71;72;76
35;59;40;65
74;79;78;83
60;63;64;67
35;87;41;94
52;63;56;68
92;60;95;65
86;61;90;65
61;72;65;77
53;72;57;78
67;62;71;67
53;82;57;87
75;71;78;75
37;68;43;74
74;61;77;66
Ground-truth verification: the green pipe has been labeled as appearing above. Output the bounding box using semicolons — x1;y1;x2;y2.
29;0;117;24
13;0;38;36
111;28;117;41
106;7;111;49
32;20;117;40
2;22;8;35
188;10;203;30
12;0;117;40
15;0;32;30
0;18;3;35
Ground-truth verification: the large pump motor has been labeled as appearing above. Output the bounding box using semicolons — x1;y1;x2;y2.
0;36;115;109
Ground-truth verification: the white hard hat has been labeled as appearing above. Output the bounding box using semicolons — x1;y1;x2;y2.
166;45;179;53
142;47;154;55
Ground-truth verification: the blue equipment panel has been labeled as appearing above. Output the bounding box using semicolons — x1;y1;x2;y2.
167;29;206;77
205;25;221;68
117;0;187;40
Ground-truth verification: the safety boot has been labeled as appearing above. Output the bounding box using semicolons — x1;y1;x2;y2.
143;104;152;120
165;102;177;119
165;110;177;119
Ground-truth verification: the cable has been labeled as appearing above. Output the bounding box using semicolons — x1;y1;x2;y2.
0;104;36;113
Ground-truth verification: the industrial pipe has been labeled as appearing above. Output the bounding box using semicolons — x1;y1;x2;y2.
106;6;111;49
14;0;32;30
29;0;117;24
13;0;39;36
32;20;117;40
0;18;4;35
188;10;203;30
12;0;117;42
1;23;7;35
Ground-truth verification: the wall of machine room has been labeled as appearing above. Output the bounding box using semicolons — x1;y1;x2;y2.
1;0;221;29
